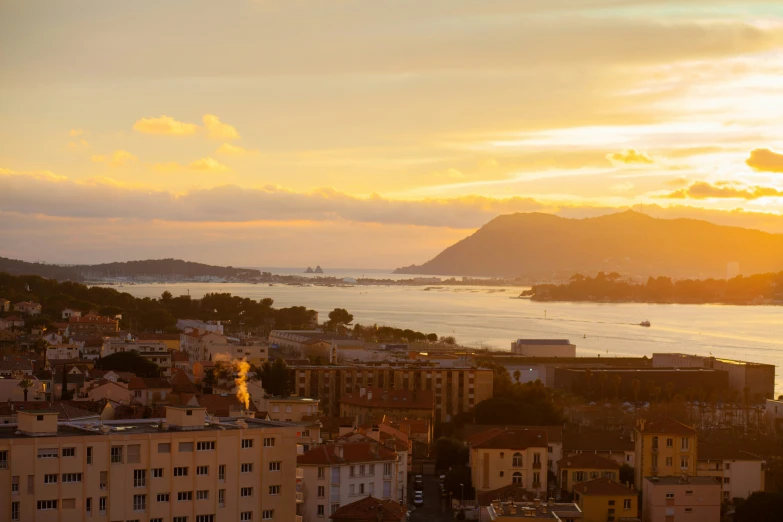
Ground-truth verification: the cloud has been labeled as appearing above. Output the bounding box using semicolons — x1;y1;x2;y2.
662;181;783;200
746;148;783;173
203;115;240;141
69;129;83;137
666;177;690;187
216;143;256;155
68;139;89;149
133;115;199;135
606;149;653;165
91;150;137;167
189;157;229;171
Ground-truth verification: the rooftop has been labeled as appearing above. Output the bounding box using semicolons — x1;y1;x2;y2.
463;424;563;444
330;495;407;521
697;443;763;462
557;453;620;470
298;441;398;465
573;477;635;496
468;427;548;450
515;339;573;345
340;387;434;410
636;418;697;436
563;428;635;452
487;501;582;520
644;476;720;486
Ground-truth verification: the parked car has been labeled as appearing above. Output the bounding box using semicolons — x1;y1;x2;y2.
414;492;424;506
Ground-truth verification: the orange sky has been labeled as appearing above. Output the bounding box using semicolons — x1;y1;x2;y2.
1;1;782;267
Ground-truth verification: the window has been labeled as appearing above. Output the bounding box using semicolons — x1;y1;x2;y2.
179;442;194;453
151;519;163;522
262;510;274;519
197;466;209;476
681;437;690;450
383;481;391;498
349;484;355;496
127;444;141;464
685;490;693;496
157;493;170;502
241;487;253;497
533;472;541;485
666;438;673;448
242;439;254;449
574;471;585;482
62;447;76;457
196;516;215;522
99;497;106;514
512;452;523;467
270;462;281;472
500;452;504;458
219;489;226;507
100;471;108;490
724;491;730;500
86;497;92;514
133;494;146;511
384;463;393;477
37;448;58;459
158;443;171;453
178;491;193;501
681;457;690;470
666;457;673;466
269;485;281;495
153;468;163;478
685;508;693;513
197;490;209;500
44;474;58;484
241;513;253;521
350;465;356;477
369;483;374;495
62;473;82;483
242;463;253;473
111;446;123;464
87;446;93;465
665;493;674;499
197;441;215;451
11;501;19;521
134;469;146;487
174;467;189;477
369;464;375;476
264;437;275;447
534;453;541;465
500;471;504;477
12;475;19;494
219;465;226;481
723;477;731;484
725;463;731;470
318;505;325;517
624;499;631;509
318;467;325;479
37;500;58;510
332;504;340;514
512;472;523;484
174;518;188;522
318;486;325;498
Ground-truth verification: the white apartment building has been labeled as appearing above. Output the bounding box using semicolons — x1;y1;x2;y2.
297;439;401;520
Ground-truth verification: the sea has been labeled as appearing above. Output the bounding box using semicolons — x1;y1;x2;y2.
111;268;783;395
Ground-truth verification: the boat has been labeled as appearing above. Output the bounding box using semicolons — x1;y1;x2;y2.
640;320;651;327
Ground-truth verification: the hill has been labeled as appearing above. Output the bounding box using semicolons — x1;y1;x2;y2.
0;257;81;280
394;211;783;278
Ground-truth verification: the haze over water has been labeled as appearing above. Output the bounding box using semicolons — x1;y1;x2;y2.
119;275;783;396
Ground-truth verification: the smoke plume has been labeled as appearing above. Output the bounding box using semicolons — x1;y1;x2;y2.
234;360;251;410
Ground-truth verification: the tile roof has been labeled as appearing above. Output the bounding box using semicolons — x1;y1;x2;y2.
136;333;181;340
2;315;24;322
636;418;696;435
468;427;548;450
298;441;398;466
330;495;407;521
69;314;118;324
340;387;434;410
563;428;634;452
573;477;635;496
170;369;198;394
463;424;563;444
128;377;172;390
477;484;533;506
644;476;720;486
0;356;34;371
697;443;763;461
0;401;100;420
557;453;620;470
196;394;258;416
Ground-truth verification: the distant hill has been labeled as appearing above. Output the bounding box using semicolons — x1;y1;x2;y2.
0;257;260;281
394;211;783;278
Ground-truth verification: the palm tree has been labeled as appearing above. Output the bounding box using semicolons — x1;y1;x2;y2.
18;379;34;402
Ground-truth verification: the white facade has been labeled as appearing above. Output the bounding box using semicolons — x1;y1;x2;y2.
61;308;82;319
176;318;224;334
510;339;576;357
45;344;81;361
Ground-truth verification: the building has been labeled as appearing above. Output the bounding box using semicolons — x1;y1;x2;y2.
297;439;403;520
136;332;181;351
61;308;82;320
562;428;635;468
651;353;775;401
270;330;363;358
102;338;173;377
511;339;576;358
0;378;48;403
485;500;582;521
180;330;232;362
260;396;320;422
557;453;620;494
696;444;765;502
0;356;34;378
84;380;131;404
634;419;697;489
572;477;638;522
339;387;434;436
765;397;783;436
0;298;10;312
68;313;119;334
177;318;224;335
45;344;82;362
329;495;407;522
0;405;301;522
128;377;173;406
468;428;549;495
642;476;721;522
13;301;42;316
0;315;25;329
291;365;493;423
463;425;563;473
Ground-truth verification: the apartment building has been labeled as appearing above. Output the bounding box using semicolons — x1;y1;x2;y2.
557;453;620;494
13;301;42;316
642;476;721;522
291;365;493;423
297;439;402;520
68;313;119;334
0;406;301;522
696;444;765;502
102;339;173;377
339;387;434;442
634;419;697;489
468;428;549;494
261;396;320;422
572;477;638;522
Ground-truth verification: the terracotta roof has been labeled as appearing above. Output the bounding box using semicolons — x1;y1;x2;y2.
170;369;198;394
330;495;407;521
477;484;533;506
69;314;118;325
563;428;634;452
636;418;696;435
573;477;635;496
0;401;99;420
0;357;34;371
128;377;172;390
340;387;434;410
557;453;620;470
196;394;258;416
2;315;24;322
298;441;398;466
468;427;548;450
697;443;763;461
0;329;17;341
463;424;563;444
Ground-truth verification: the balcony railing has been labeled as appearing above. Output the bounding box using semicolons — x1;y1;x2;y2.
296;492;304;503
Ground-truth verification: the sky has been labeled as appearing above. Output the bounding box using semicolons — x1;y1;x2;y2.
1;0;783;268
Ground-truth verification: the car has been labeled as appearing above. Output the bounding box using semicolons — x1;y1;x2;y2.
413;492;424;506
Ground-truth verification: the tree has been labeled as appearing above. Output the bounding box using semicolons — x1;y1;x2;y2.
513;369;521;384
202;369;217;394
426;333;438;342
96;351;161;378
327;308;354;330
619;464;634;486
161;291;173;302
734;492;783;522
18;378;33;401
440;336;456;345
260;358;291;397
433;437;468;470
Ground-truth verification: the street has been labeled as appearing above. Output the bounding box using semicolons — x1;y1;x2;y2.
408;474;453;522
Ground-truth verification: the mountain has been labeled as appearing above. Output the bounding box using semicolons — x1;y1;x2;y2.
394;211;783;278
0;257;260;281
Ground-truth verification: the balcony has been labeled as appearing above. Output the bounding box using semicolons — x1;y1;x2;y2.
651;446;659;454
533;482;541;489
532;462;542;470
296;492;304;503
296;468;304;479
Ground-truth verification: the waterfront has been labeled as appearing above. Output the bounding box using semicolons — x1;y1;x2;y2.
118;281;783;394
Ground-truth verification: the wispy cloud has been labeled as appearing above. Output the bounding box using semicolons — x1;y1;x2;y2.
662;181;783;200
203;115;240;141
746;147;783;173
90;150;137;167
606;149;653;165
133;115;199;135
